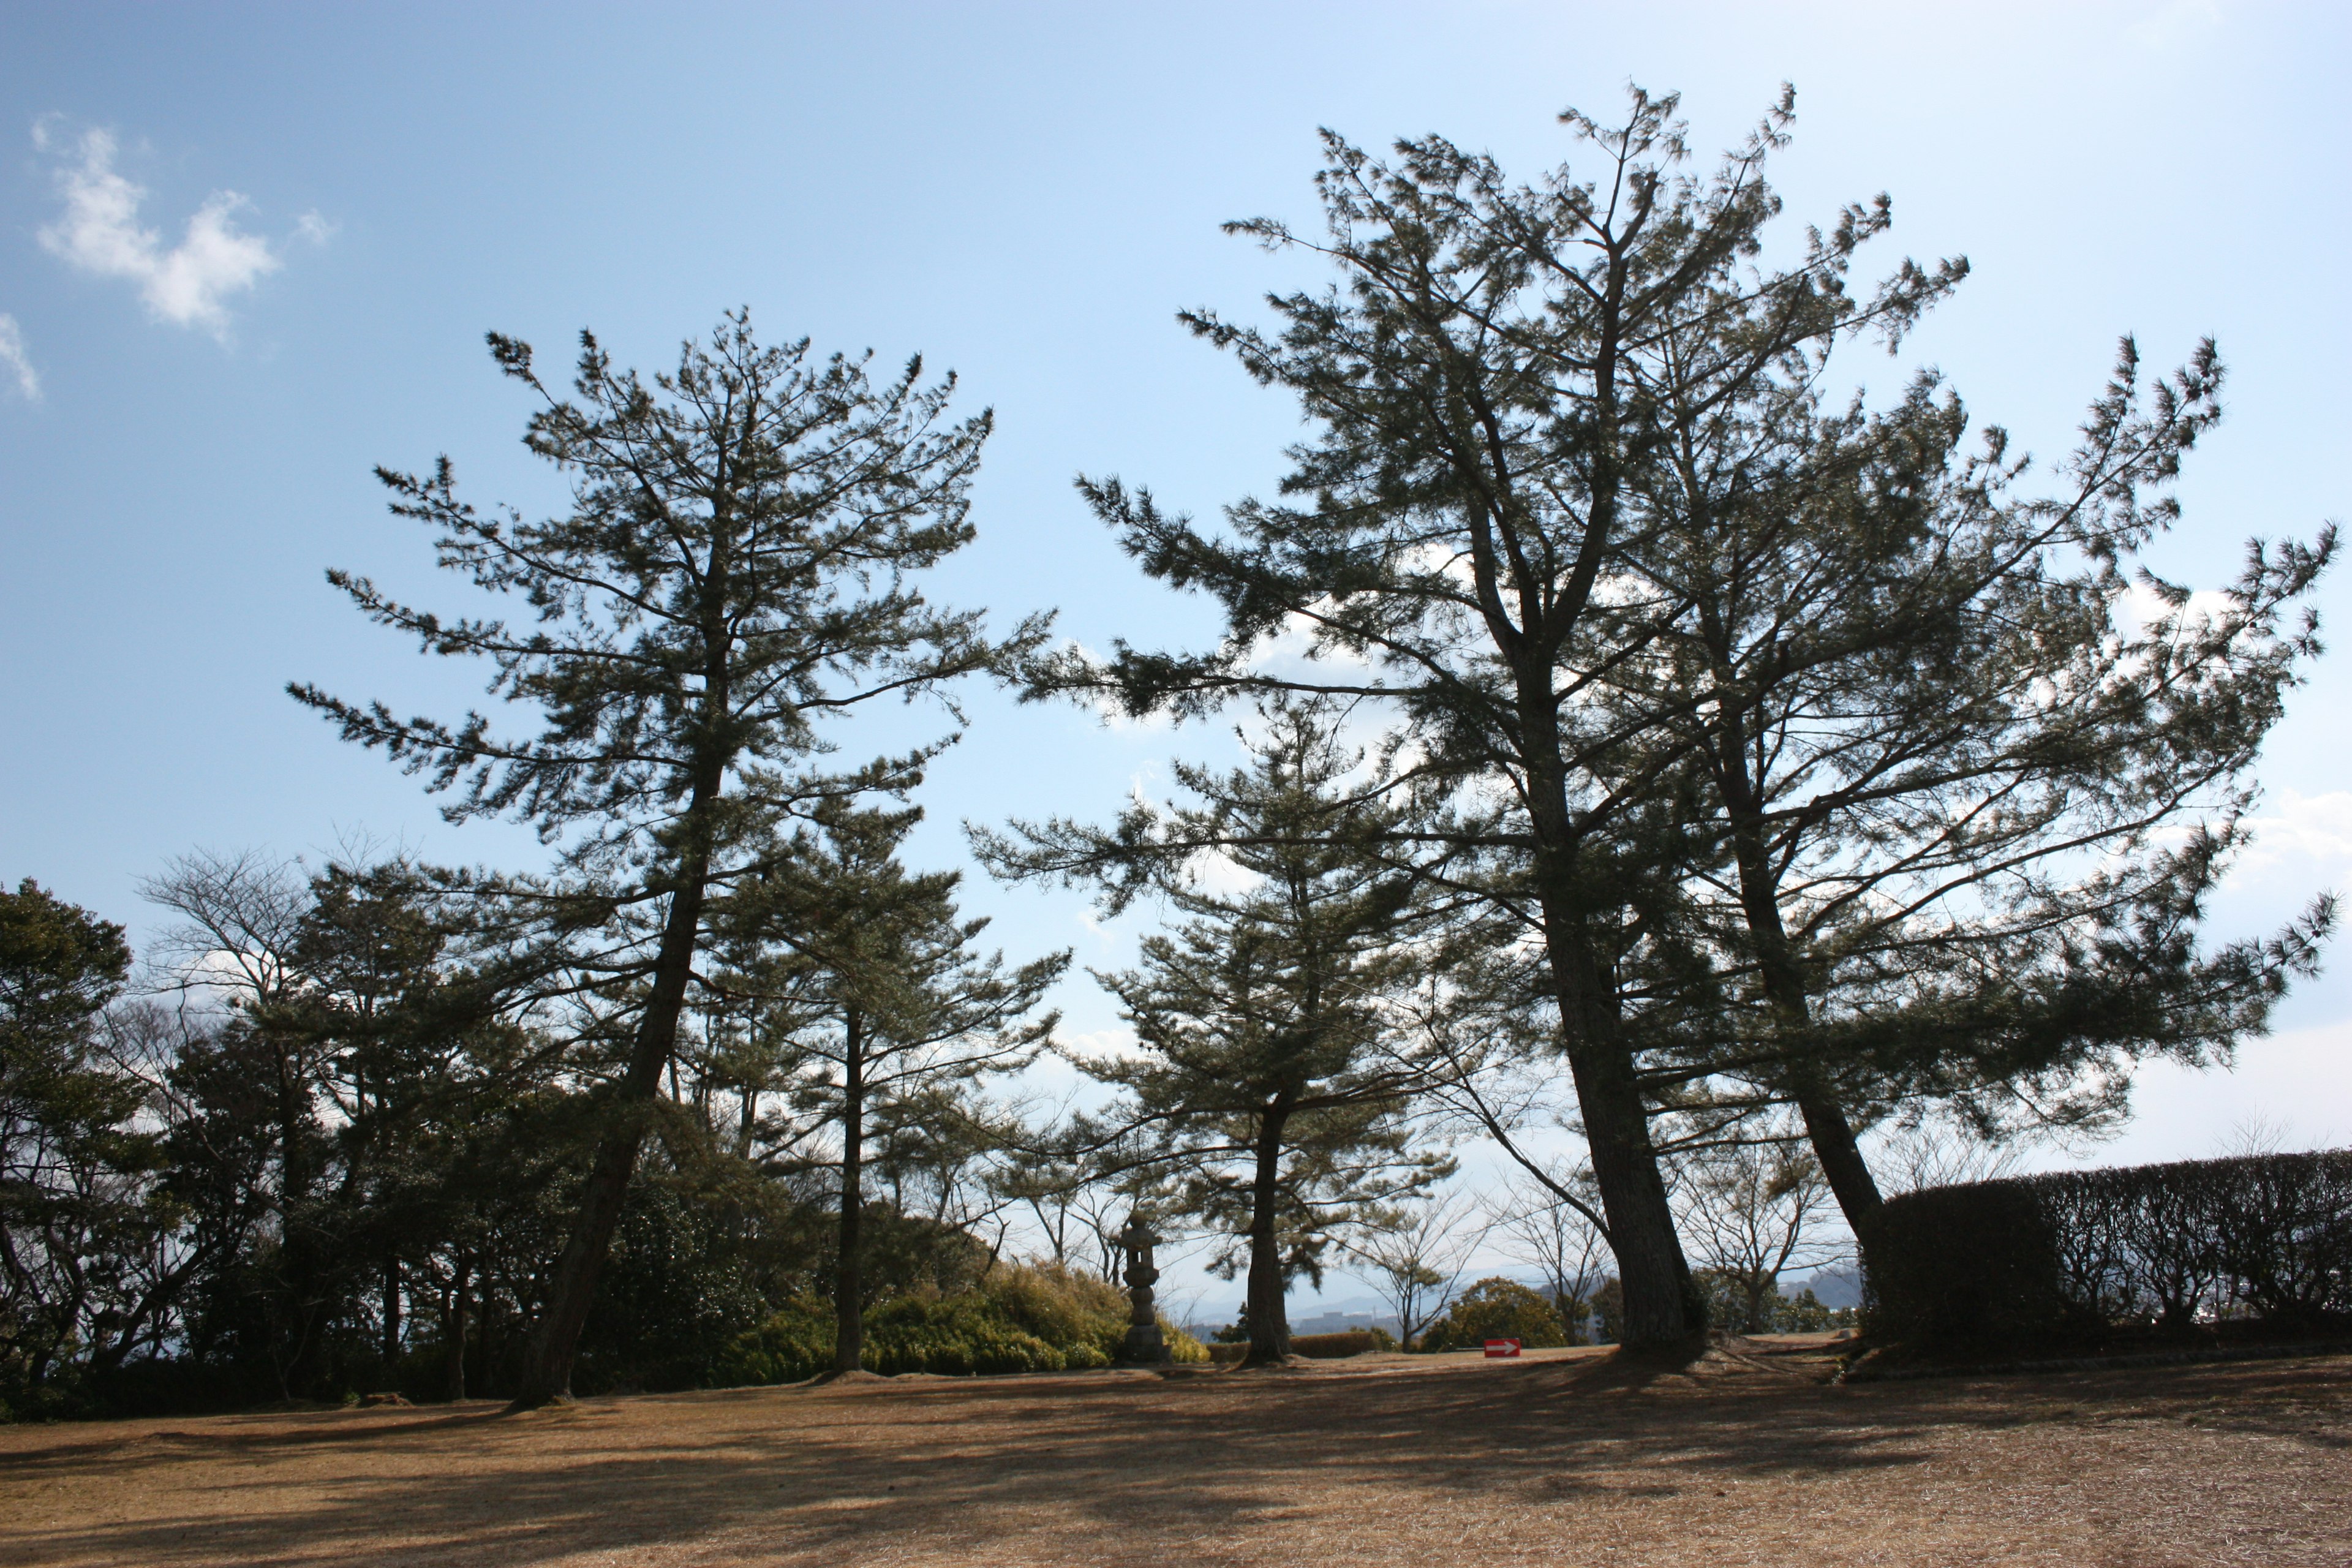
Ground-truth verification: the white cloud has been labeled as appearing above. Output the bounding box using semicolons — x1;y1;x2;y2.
36;126;284;337
2236;790;2352;876
295;211;337;246
0;315;38;399
1058;1025;1147;1063
1182;846;1261;897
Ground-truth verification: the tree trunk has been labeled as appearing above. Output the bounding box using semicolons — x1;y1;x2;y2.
1720;796;1888;1235
381;1258;401;1370
445;1258;470;1403
1533;864;1700;1348
832;1008;867;1375
1795;1090;1883;1227
510;507;742;1412
1243;1098;1294;1366
1511;598;1701;1348
509;856;715;1409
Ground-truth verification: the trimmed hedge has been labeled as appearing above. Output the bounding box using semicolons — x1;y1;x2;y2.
1863;1149;2352;1351
1205;1327;1392;1362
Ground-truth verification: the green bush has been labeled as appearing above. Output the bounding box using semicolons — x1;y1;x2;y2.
709;1294;836;1386
1419;1278;1569;1352
1773;1287;1855;1334
1289;1329;1379;1359
861;1294;1069;1376
709;1262;1205;1384
1163;1324;1211;1364
981;1261;1130;1357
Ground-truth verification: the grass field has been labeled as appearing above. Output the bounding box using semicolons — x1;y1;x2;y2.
2;1338;2346;1566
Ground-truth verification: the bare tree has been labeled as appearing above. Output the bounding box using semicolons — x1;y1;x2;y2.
1874;1117;2030;1194
1673;1125;1842;1333
1488;1170;1611;1344
1341;1191;1488;1348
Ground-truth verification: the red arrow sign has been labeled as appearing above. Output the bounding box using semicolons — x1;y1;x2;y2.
1483;1338;1523;1358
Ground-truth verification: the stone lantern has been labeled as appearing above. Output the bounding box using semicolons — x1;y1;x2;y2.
1115;1214;1172;1365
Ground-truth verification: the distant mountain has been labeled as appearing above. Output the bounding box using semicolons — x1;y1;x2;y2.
1789;1266;1862;1310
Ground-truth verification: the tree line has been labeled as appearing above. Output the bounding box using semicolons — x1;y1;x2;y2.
2;86;2332;1414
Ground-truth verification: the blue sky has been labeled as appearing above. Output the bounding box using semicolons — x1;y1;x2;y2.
4;1;2346;1311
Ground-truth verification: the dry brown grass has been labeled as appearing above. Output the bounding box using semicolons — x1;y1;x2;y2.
2;1338;2346;1566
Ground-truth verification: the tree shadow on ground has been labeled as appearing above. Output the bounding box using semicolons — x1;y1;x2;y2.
5;1349;2346;1566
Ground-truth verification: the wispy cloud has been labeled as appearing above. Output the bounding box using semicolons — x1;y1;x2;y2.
0;315;38;399
34;124;303;337
2239;790;2352;873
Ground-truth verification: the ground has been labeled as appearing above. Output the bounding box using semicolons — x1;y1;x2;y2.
2;1338;2346;1566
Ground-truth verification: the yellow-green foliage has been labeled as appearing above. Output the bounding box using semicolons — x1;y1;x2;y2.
984;1261;1129;1357
1419;1277;1570;1352
1163;1322;1210;1363
709;1262;1205;1384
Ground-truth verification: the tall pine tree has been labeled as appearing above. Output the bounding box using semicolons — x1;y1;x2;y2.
987;699;1454;1365
1034;89;1956;1343
295;314;1041;1404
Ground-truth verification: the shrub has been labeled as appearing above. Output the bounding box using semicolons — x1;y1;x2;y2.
1163;1324;1211;1363
1773;1287;1855;1334
709;1294;836;1386
1862;1180;2071;1349
707;1262;1205;1384
981;1261;1131;1359
1863;1149;2352;1352
1418;1278;1569;1352
859;1294;1069;1376
1289;1330;1379;1359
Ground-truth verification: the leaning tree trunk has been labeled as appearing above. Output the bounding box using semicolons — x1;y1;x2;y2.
1547;934;1702;1348
510;833;717;1409
1721;803;1887;1235
1242;1098;1295;1366
1523;741;1701;1349
832;1009;868;1375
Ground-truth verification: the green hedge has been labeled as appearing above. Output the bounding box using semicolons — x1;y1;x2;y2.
1863;1149;2352;1351
710;1263;1205;1385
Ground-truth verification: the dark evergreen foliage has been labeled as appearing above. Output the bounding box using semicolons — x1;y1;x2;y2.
1863;1150;2352;1352
984;698;1456;1365
291;313;1042;1404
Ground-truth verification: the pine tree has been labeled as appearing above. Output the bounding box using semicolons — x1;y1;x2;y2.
1614;296;2334;1229
1033;89;1956;1344
717;802;1063;1374
293;313;1041;1404
0;880;156;1396
993;700;1453;1365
